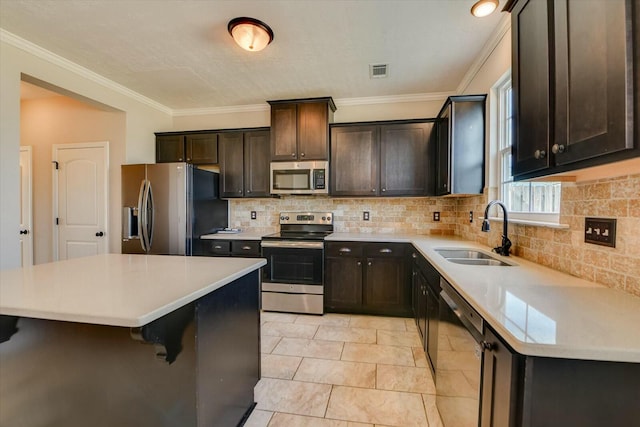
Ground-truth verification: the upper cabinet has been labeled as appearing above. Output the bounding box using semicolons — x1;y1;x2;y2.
509;0;639;180
330;120;435;197
268;97;336;161
218;129;270;198
435;95;486;196
156;132;218;164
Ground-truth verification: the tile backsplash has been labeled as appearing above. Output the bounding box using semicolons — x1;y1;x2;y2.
229;173;640;297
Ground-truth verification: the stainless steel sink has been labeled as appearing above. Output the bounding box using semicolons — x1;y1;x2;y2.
435;248;514;266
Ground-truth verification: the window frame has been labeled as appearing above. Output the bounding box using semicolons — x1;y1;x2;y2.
494;73;561;224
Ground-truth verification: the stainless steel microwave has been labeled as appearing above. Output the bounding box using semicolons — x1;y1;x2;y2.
270;161;329;195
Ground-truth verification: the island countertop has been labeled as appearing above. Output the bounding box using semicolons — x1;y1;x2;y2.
327;232;640;363
0;254;266;328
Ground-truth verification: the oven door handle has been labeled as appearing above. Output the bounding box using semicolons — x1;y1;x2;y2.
261;241;324;249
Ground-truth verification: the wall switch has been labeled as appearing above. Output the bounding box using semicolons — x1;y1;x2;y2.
433;212;440;222
363;211;370;221
584;217;616;247
250;211;257;220
469;211;474;223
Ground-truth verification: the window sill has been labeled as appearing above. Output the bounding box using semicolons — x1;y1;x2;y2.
487;217;570;230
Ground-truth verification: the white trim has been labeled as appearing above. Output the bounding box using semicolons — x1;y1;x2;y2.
457;13;512;94
172;103;269;117
52;141;110;261
1;29;172;116
19;146;34;266
334;92;456;107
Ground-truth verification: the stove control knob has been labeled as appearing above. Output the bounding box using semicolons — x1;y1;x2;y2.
322;216;326;220
285;216;290;220
327;216;331;221
280;216;285;221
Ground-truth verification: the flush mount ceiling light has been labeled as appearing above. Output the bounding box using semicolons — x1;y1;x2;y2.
471;0;499;17
228;17;274;52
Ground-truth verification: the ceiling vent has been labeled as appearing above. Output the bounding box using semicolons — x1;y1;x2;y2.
369;63;389;79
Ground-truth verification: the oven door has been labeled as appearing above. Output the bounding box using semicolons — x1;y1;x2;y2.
261;241;324;285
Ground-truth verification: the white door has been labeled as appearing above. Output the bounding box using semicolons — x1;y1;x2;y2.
19;146;33;266
53;142;109;260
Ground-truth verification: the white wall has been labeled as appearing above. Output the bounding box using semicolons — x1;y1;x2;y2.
0;38;172;269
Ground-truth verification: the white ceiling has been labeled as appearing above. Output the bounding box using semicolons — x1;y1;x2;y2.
1;0;505;111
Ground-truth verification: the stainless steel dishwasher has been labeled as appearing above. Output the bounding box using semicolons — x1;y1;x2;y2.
436;278;484;427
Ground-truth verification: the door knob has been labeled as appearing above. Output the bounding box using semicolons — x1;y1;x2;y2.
534;149;546;160
551;144;565;154
19;229;29;235
96;231;104;237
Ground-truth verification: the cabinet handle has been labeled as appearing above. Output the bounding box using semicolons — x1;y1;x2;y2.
412;253;417;259
371;189;376;192
214;245;223;249
551;144;565;154
247;190;251;193
357;261;362;266
186;158;191;161
242;246;252;250
238;190;242;193
178;158;183;161
367;261;372;266
339;248;352;253
534;149;546;160
300;152;305;157
481;341;495;351
379;248;392;254
291;153;296;157
382;188;386;192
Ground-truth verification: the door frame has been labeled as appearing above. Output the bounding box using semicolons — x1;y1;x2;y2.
19;146;33;266
52;141;109;261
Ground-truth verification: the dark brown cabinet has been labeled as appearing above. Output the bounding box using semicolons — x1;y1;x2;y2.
156;133;218;164
330;120;435;197
412;251;440;373
196;239;261;258
268;97;336;161
435;95;486;196
325;242;411;316
156;134;186;163
509;0;639;180
218;130;270;198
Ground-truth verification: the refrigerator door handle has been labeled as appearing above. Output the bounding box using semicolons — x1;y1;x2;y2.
137;180;147;252
146;181;155;249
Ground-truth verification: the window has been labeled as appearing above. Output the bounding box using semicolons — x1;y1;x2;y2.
496;76;561;223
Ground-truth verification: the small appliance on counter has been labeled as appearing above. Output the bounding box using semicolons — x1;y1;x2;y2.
121;163;229;255
261;212;334;314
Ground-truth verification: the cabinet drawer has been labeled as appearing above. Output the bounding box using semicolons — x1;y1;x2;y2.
364;243;407;258
325;242;363;257
231;240;261;256
204;240;230;255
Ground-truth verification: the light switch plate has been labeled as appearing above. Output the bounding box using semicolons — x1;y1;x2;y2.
584;217;616;248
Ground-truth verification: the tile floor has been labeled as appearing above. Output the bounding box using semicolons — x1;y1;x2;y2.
245;312;444;427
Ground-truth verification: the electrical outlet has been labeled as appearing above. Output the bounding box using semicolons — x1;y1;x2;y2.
250;211;257;220
469;211;474;223
433;212;440;222
584;217;616;247
363;211;370;221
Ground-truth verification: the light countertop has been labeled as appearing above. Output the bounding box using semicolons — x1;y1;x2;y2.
327;232;640;363
200;231;267;241
0;254;266;328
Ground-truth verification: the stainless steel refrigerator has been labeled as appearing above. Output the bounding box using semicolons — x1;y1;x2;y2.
121;163;229;255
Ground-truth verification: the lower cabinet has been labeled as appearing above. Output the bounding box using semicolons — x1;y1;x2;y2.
325;242;411;316
194;239;261;258
412;251;440;372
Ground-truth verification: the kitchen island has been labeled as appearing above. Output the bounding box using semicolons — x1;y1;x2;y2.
0;254;266;427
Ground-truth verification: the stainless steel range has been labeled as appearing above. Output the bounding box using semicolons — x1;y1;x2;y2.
261;212;334;315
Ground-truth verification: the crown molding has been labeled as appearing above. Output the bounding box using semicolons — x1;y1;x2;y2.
335;92;455;107
456;13;511;95
1;29;173;116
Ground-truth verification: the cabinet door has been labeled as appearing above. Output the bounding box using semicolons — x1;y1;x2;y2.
297;102;329;160
219;132;245;198
363;256;409;315
425;283;439;371
481;327;521;427
380;122;433;196
325;256;363;311
413;267;428;343
270;103;298;161
244;130;270;197
330;126;379;196
435;112;451;196
186;133;217;164
156;135;185;163
511;0;552;177
553;0;633;165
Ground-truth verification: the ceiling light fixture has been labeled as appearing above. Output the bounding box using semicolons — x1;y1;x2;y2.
471;0;499;17
228;17;274;52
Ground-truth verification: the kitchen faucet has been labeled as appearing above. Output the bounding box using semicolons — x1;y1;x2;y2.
481;200;512;256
